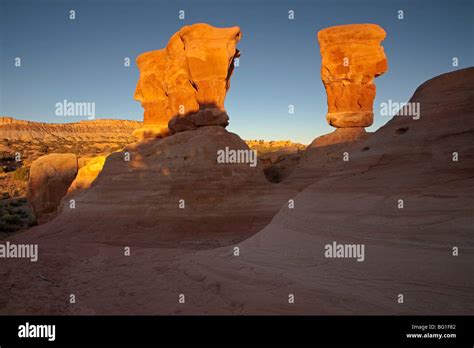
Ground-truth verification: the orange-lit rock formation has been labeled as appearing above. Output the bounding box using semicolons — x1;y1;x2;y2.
134;23;241;137
133;50;169;139
67;155;106;194
318;24;388;128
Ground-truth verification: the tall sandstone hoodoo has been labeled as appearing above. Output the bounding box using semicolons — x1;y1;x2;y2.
318;24;388;129
134;23;241;138
133;50;169;139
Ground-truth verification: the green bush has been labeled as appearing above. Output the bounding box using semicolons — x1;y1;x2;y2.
2;213;21;225
28;216;37;227
0;221;15;233
12;167;29;181
9;200;21;207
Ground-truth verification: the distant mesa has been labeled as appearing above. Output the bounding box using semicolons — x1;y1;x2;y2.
133;23;242;139
0;116;141;143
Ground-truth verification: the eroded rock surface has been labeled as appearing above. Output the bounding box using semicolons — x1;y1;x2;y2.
133;50;170;139
318;24;388;128
27;153;78;223
134;23;241;137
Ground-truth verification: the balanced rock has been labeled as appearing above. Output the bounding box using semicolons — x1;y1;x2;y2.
134;23;241;136
318;24;388;128
27;153;78;223
168;24;241;132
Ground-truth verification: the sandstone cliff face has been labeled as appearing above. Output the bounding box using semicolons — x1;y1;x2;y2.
318;24;388;128
134;23;241;137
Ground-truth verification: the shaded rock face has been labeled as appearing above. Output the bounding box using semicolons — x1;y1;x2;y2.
134;23;241;137
318;24;388;128
27;154;78;223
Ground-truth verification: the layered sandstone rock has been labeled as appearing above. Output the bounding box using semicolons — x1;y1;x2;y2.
168;24;241;132
134;23;241;136
318;24;388;128
27;153;78;223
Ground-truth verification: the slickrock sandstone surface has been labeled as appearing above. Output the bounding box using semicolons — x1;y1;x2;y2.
27;153;78;224
308;127;369;148
318;24;388;128
1;68;473;315
134;24;241;136
17;126;297;247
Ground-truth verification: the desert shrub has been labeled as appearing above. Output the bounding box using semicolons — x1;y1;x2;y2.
0;221;15;233
18;209;29;218
12;167;29;181
28;216;37;227
39;145;49;153
2;213;21;225
9;200;21;207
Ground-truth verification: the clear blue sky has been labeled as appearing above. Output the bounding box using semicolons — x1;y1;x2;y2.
1;0;473;144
